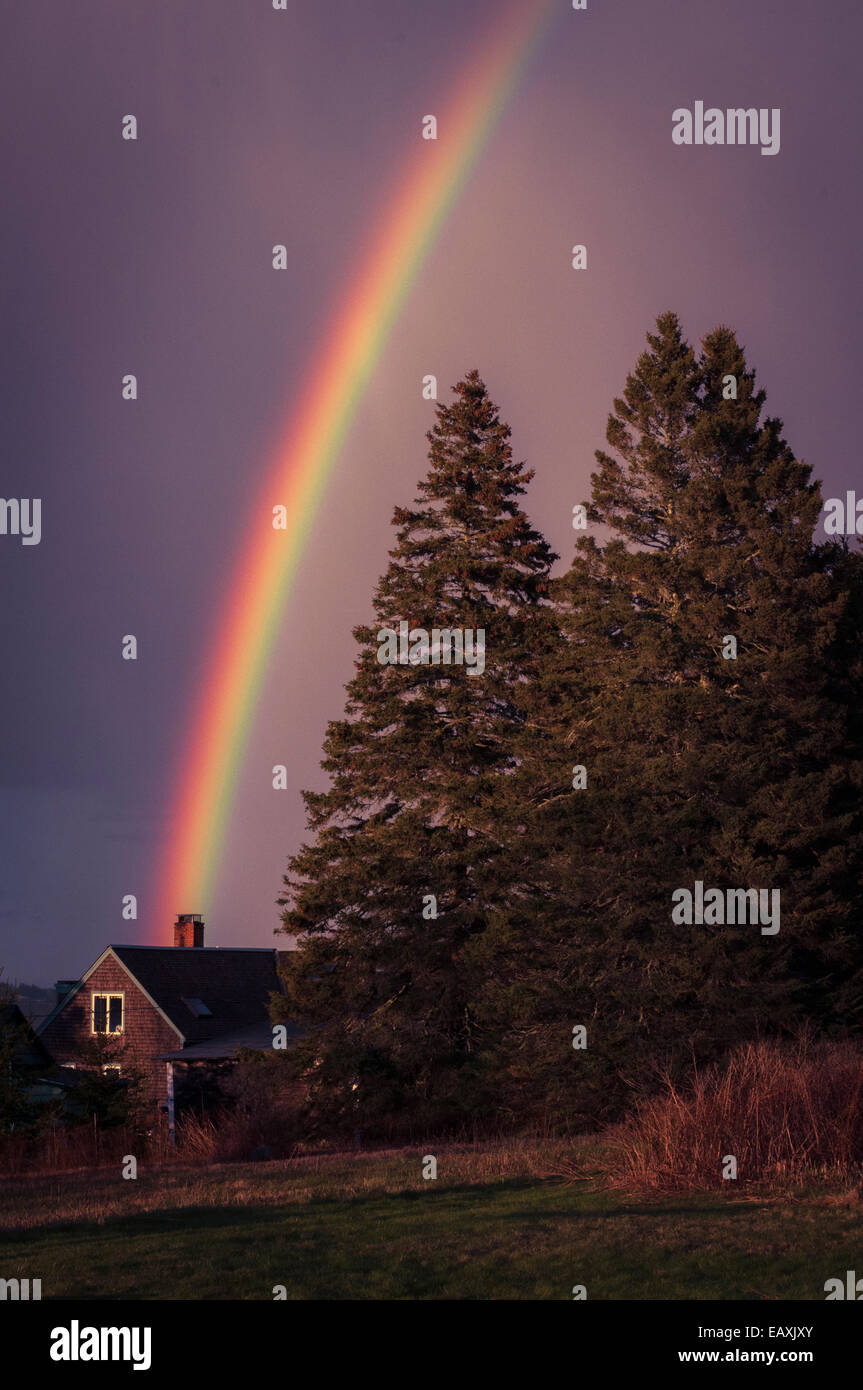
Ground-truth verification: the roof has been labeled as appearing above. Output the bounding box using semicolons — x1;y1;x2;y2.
35;1071;83;1091
1;1002;54;1067
37;946;284;1046
158;1019;304;1062
110;946;283;1045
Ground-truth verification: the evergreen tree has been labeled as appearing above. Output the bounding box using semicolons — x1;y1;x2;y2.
276;371;559;1133
0;993;37;1131
70;1034;148;1131
694;324;863;1026
275;323;863;1136
515;313;863;1121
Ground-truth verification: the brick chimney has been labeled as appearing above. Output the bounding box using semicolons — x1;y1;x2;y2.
174;913;205;948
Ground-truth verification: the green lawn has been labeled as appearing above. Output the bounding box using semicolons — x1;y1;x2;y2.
2;1157;860;1299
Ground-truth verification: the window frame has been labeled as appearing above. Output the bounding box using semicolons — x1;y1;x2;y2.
91;991;125;1035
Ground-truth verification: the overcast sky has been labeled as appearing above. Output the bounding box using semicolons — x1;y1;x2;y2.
2;0;860;985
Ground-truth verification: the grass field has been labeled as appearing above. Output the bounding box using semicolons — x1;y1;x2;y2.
1;1142;860;1300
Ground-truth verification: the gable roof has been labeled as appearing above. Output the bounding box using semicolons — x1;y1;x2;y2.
37;946;283;1047
1;1002;54;1068
35;947;181;1039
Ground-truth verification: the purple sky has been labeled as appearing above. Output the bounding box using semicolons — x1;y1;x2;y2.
2;0;860;986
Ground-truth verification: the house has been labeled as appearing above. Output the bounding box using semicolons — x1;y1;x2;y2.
37;915;289;1129
0;1001;66;1110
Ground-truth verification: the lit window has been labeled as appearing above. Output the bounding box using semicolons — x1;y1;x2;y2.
92;993;123;1034
101;1065;122;1077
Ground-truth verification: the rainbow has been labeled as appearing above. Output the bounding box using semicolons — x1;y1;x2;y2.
153;0;558;933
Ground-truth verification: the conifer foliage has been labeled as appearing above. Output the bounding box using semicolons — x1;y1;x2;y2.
530;313;863;1117
277;371;558;1131
277;324;863;1136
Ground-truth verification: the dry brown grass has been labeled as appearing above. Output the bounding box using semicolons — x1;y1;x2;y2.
0;1089;300;1178
0;1135;572;1234
583;1037;863;1193
0;1120;172;1178
172;1102;300;1162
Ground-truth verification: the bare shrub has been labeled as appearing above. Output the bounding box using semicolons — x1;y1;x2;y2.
590;1036;863;1193
172;1052;303;1163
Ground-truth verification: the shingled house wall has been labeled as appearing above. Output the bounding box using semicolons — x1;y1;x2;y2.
40;956;179;1109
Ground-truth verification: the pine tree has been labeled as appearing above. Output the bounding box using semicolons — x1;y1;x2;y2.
693;324;863;1027
276;371;559;1133
517;313;863;1122
0;996;36;1131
